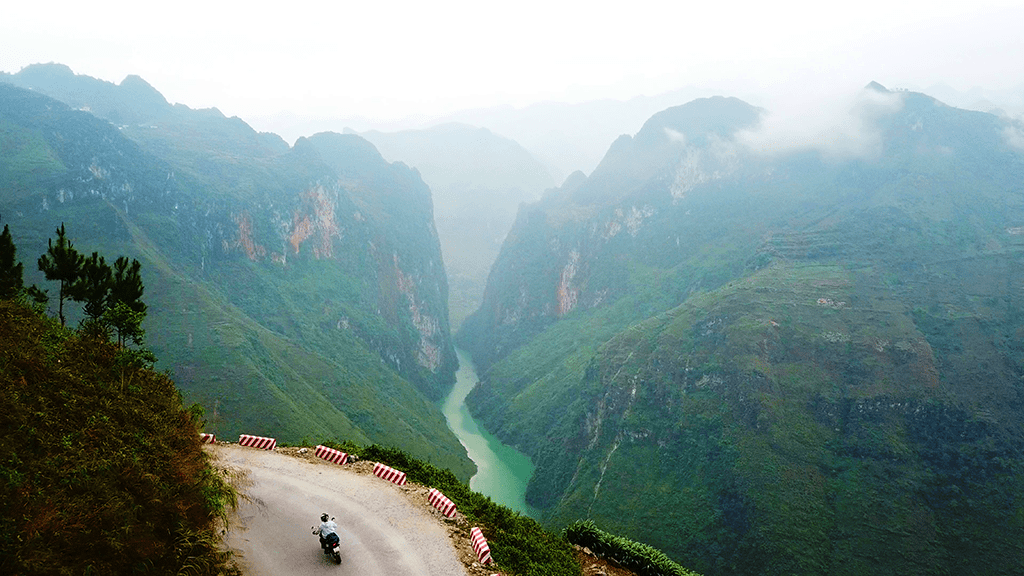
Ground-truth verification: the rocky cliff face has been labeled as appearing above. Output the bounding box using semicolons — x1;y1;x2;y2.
458;96;765;371
458;89;1024;573
356;123;556;329
0;74;468;477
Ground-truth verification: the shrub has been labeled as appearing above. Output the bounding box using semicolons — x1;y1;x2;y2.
564;519;701;576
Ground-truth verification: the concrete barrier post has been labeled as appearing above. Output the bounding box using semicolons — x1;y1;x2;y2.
470;526;493;565
199;433;216;444
314;445;349;465
372;462;407;486
238;434;277;450
427;488;457;518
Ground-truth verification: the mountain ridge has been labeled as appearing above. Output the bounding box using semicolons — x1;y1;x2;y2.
0;73;471;479
457;86;1024;574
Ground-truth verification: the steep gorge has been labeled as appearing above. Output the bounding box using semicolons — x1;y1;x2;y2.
458;88;1024;574
0;68;471;478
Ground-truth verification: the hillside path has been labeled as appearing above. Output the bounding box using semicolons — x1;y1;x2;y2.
209;444;470;576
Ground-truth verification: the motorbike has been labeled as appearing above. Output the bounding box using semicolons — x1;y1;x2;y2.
312;520;342;564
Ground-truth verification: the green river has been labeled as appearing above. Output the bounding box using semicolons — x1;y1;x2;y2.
441;348;541;518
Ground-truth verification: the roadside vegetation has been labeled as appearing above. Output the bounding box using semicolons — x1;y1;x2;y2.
319;441;581;576
564;520;700;576
0;223;237;575
313;441;703;576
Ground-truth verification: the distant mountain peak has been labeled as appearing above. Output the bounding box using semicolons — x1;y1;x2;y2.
634;96;761;146
865;80;889;92
18;62;76;77
118;74;169;106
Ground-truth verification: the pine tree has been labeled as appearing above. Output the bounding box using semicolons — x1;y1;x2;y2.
37;223;85;326
0;224;24;300
110;256;146;315
104;301;146;348
25;285;49;305
106;256;147;347
75;252;113;320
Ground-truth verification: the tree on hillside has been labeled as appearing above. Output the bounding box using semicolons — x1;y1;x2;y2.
109;256;146;315
1;222;48;305
105;256;147;347
0;224;24;300
74;252;112;320
104;301;146;348
37;223;84;326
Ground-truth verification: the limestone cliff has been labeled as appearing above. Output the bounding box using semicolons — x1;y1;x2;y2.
0;74;468;477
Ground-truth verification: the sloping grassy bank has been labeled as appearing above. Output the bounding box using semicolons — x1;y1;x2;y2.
0;300;237;575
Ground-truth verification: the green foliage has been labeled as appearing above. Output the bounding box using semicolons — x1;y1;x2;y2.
564;520;701;576
25;284;48;305
36;223;84;326
110;255;146;315
322;442;580;576
0;223;24;299
0;299;237;575
32;222;150;349
74;251;111;319
104;300;146;348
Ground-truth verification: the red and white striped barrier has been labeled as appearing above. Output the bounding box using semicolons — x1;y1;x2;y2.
314;445;349;465
372;462;407;486
470;527;493;565
199;433;216;444
238;434;277;450
427;488;457;518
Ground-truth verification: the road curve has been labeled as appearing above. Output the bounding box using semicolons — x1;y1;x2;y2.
211;444;469;576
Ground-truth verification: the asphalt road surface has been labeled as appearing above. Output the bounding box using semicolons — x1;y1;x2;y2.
211;444;468;576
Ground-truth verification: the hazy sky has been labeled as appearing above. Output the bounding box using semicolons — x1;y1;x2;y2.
2;0;1022;127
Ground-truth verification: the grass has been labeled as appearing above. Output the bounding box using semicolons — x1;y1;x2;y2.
0;299;239;575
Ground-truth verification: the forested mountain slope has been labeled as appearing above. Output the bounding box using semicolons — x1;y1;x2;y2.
0;67;471;479
457;86;1024;574
357;123;555;328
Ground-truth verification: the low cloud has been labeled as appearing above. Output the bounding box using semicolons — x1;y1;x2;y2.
1003;124;1024;150
664;127;687;144
736;85;905;159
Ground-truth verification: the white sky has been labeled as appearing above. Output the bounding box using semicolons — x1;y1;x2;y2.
2;0;1023;126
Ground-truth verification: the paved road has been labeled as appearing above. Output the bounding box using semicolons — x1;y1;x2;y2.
211;444;468;576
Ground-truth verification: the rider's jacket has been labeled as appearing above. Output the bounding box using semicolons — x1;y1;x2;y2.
318;520;338;537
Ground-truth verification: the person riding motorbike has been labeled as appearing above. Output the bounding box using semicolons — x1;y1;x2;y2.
315;512;340;553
